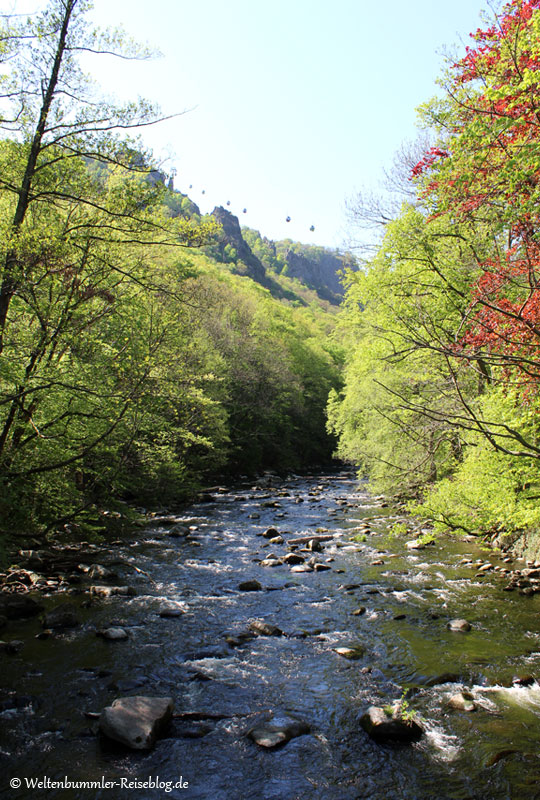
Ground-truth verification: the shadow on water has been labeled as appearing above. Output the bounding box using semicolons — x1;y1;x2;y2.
1;471;540;799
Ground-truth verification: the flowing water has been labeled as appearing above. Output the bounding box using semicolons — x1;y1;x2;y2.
1;471;540;799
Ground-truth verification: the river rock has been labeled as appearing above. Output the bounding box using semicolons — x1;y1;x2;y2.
87;564;116;581
447;692;477;712
314;563;331;572
423;672;462;687
263;527;279;538
290;564;313;573
248;620;283;637
283;553;305;565
0;594;44;620
485;749;520;768
268;536;284;545
447;618;471;632
352;606;367;616
238;579;263;591
333;645;364;660
99;696;174;750
248;716;310;748
0;639;25;654
89;585;136;598
17;549;54;569
406;540;425;550
224;631;255;647
42;602;80;629
166;524;190;538
146;514;181;527
260;558;283;567
360;705;423;743
97;627;129;641
159;603;185;617
512;674;535;686
523;568;540;579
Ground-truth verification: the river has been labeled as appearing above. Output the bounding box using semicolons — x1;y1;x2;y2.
1;470;540;799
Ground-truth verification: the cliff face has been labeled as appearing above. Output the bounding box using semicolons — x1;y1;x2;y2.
211;206;268;285
199;206;354;305
284;249;345;303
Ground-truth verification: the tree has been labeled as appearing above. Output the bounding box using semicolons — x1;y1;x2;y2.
0;1;216;530
413;0;540;398
332;0;540;540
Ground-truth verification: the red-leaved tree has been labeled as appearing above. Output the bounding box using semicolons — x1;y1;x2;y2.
414;0;540;391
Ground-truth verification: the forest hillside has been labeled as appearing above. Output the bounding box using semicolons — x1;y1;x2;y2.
0;2;349;543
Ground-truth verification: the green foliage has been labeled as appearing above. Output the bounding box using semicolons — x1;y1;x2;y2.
242;228;287;274
327;207;475;496
413;388;540;536
0;0;344;540
384;690;417;722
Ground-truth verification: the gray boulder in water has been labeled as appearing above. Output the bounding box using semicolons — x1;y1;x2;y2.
99;696;174;749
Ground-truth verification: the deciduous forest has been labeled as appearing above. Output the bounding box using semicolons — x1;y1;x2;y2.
0;0;343;543
330;0;540;553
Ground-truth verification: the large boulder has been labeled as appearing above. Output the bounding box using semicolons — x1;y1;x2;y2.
360;706;423;743
99;696;174;750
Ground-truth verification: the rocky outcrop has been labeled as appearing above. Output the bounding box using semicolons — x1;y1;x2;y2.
284;248;347;303
211;207;268;285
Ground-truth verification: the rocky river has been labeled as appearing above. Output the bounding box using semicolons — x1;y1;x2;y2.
1;470;540;799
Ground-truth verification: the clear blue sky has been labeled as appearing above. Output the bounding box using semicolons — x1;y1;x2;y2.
68;2;492;247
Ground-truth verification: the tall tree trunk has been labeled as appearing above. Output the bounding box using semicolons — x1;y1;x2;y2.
0;0;77;355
